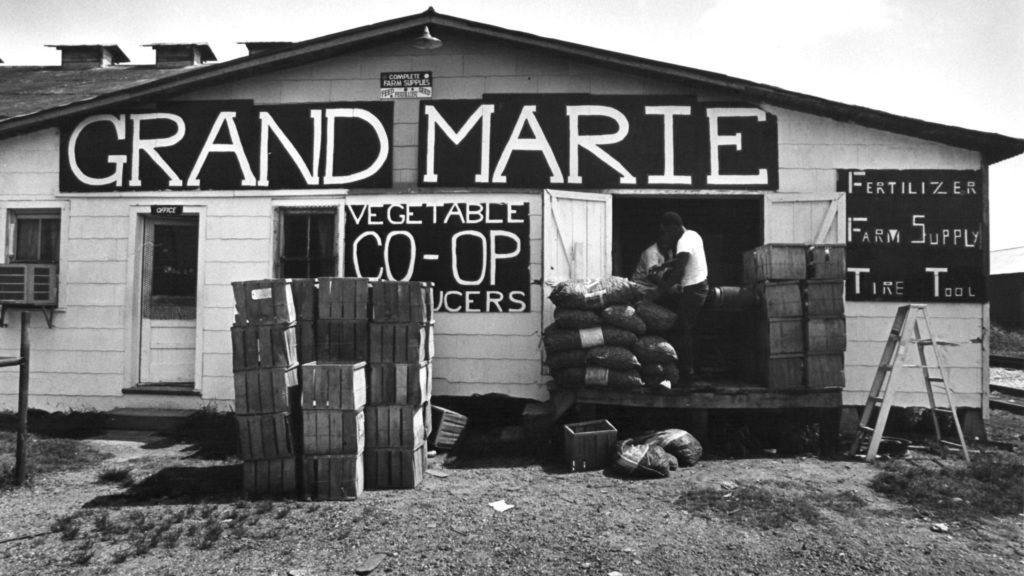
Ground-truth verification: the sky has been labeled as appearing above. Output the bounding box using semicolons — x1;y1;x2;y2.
2;0;1022;249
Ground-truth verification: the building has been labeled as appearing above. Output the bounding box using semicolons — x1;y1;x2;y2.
0;10;1021;430
991;247;1024;329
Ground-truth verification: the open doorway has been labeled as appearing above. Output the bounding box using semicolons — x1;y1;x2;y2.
612;195;763;381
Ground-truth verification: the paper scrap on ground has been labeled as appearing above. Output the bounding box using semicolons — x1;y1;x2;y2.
489;499;515;512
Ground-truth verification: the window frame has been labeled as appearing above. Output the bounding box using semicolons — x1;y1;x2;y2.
273;204;341;279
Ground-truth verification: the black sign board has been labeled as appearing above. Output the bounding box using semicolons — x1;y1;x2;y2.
839;169;986;302
380;71;433;99
344;202;531;312
150;205;183;216
61;100;393;191
419;95;778;189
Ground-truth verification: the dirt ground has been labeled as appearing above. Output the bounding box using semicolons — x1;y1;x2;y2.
1;403;1023;575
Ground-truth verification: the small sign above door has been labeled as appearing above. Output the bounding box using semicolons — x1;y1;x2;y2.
151;205;184;216
380;71;433;99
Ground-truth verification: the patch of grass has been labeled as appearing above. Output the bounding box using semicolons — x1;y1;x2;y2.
0;431;109;489
991;323;1024;358
675;481;867;530
869;450;1024;519
97;466;134;487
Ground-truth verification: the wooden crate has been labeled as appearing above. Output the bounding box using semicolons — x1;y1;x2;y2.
300;361;366;410
316;319;369;362
742;244;807;283
563;419;618;472
232;279;296;326
296;320;316;365
367;361;431;406
429;405;467;451
807;245;846;279
302;409;365;456
290;278;318;322
231;323;298;371
318;277;369;320
233;365;297;415
755;317;804;355
302;454;363;500
423;401;432;438
368;322;432;364
237;412;295;460
803;280;845;317
371;281;433;323
762;353;805;389
805;353;845;388
365;405;425;448
242;457;297;498
364;444;426;489
805;317;846;353
754;281;803;317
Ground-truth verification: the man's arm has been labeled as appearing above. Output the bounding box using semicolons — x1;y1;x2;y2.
658;251;690;293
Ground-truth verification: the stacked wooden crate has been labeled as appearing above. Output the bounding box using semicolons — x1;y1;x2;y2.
300;361;366;500
364;281;434;489
231;279;299;497
742;244;847;389
316;277;370;362
291;278;318;365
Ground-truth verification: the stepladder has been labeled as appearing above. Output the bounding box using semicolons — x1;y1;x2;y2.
848;304;971;463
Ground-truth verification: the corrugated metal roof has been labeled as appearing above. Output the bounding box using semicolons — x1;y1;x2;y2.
0;8;1022;163
992;247;1024;276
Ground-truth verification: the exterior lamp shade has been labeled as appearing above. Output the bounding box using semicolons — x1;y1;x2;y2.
413;26;443;50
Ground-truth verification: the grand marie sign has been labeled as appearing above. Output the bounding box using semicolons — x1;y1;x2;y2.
60;96;778;192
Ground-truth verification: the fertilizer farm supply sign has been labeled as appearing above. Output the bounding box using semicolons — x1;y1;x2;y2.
344;202;531;313
839;169;985;302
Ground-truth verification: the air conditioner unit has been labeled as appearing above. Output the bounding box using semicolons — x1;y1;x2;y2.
0;263;58;306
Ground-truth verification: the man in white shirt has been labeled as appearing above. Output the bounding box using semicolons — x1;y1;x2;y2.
631;237;674;284
657;211;709;384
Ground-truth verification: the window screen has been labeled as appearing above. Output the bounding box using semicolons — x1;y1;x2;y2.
10;210;60;264
278;209;337;278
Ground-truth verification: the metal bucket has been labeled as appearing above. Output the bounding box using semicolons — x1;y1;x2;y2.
706;286;755;310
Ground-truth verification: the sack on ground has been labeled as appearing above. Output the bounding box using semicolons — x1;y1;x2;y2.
640;362;680;388
549;277;635;310
553;366;643;388
637;429;703;467
545;349;588;371
543;325;639;353
634;300;677;335
585;346;641;371
631;280;660;301
554;307;602;329
633;336;678;364
601;305;647;335
612;440;672;478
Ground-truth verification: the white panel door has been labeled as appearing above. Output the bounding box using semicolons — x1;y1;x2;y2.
764;192;845;244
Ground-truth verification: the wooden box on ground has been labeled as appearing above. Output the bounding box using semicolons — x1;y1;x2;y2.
806;245;846;279
743;245;807;283
367;361;431;406
300;361;366;410
371;281;433;323
563;419;618;472
233;365;297;415
318;277;369;320
754;281;803;317
805;317;847;353
316;319;369;362
423;401;432;438
365;405;425;448
232;279;296;326
243;457;296;497
429;405;467;451
237;412;295;460
368;322;433;363
302;409;365;455
302;454;363;500
231;323;298;371
803;280;845;317
364;444;426;489
805;353;845;388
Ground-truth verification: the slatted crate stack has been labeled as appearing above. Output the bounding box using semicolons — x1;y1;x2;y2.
300;361;366;500
364;281;434;489
741;244;847;389
316;277;370;362
231;279;300;497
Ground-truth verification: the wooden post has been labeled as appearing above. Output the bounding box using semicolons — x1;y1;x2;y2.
14;313;30;486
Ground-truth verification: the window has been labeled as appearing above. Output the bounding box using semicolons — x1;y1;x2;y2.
8;210;60;264
277;208;337;278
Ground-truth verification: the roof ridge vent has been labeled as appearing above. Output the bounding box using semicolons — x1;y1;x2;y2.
240;41;293;56
47;45;129;69
145;43;217;68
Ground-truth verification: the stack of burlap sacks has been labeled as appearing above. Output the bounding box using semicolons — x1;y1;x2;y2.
543;277;682;389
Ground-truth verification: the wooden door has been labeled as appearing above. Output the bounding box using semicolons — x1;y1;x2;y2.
764;192;845;244
139;216;199;385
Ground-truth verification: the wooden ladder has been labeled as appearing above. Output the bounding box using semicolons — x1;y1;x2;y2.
848;304;971;463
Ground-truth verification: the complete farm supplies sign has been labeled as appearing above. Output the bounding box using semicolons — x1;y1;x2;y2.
344;202;531;312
